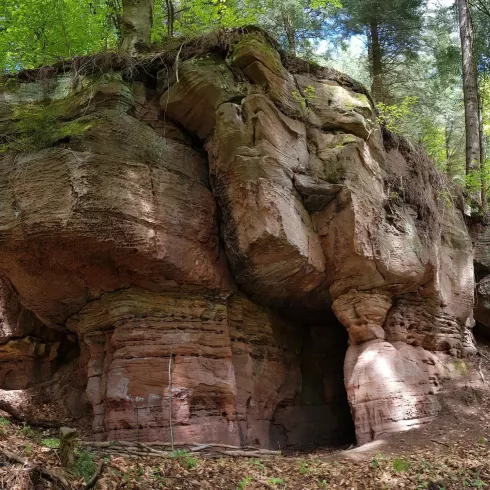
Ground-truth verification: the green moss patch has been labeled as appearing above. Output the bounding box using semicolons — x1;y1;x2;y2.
228;32;284;75
1;101;94;153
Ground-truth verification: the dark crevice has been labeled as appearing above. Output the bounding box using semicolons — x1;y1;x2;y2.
475;262;490;283
269;309;355;450
0;321;80;391
474;322;490;342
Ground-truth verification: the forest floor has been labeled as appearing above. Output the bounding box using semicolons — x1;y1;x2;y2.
2;341;490;490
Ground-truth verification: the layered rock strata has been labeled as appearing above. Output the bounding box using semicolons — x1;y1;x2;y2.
0;30;476;446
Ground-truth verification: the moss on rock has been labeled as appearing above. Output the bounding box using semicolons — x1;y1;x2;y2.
228;32;284;75
1;101;95;153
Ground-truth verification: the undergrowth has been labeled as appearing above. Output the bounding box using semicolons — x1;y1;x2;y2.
73;448;97;483
40;437;60;449
170;449;198;469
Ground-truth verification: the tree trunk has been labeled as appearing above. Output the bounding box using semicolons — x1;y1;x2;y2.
368;20;384;103
480;97;487;210
59;427;77;470
458;0;483;205
283;14;296;56
165;0;175;37
120;0;155;56
106;0;123;41
445;122;451;175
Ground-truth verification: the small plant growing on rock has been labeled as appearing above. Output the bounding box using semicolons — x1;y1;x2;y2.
292;85;316;114
415;473;426;489
0;417;9;436
437;189;453;208
0;421;7;437
135;464;144;482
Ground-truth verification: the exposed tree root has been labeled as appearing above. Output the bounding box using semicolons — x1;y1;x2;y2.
479;357;487;384
479;350;490;363
84;461;104;490
0;443;76;489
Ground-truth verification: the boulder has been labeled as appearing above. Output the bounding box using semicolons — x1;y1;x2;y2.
0;29;477;447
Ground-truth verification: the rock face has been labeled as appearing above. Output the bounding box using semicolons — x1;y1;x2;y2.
471;219;490;337
0;30;477;446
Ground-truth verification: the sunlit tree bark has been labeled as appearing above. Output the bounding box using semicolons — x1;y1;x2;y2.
458;0;484;206
120;0;155;55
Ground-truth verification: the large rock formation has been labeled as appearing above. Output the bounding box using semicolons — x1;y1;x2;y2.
0;29;477;446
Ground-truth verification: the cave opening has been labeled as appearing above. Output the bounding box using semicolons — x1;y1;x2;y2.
473;321;490;343
270;309;356;450
0;292;82;392
0;301;91;425
0;325;80;391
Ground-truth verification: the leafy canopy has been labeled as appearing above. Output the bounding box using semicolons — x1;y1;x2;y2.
0;0;117;71
0;0;341;71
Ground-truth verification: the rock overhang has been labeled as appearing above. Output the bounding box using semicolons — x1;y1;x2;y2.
0;28;477;447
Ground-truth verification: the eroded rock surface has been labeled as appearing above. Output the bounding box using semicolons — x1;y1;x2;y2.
471;220;490;339
0;30;477;446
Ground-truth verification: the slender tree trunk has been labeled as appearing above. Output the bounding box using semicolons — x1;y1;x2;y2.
480;99;487;209
120;0;155;55
106;0;123;41
458;0;483;205
369;20;384;103
283;14;296;56
165;0;175;37
445;123;451;174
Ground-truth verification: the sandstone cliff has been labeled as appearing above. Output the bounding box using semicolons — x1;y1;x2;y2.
0;29;479;447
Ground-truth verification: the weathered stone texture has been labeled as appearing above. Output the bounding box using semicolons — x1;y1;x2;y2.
344;340;445;444
0;30;477;447
471;221;490;338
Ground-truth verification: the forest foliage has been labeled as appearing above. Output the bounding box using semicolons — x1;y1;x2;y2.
1;0;490;208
